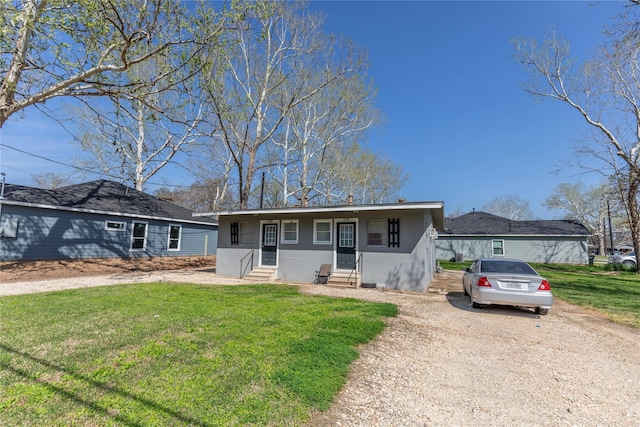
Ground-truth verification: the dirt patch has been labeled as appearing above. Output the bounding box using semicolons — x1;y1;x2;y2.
0;256;216;283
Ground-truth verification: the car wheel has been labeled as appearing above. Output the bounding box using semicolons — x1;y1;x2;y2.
622;260;636;268
463;284;469;296
535;307;549;315
469;289;482;308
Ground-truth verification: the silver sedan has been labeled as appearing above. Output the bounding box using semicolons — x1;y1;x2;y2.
462;258;553;315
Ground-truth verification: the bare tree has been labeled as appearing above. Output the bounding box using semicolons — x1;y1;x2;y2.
316;142;407;206
482;194;533;220
188;138;239;210
154;178;235;212
514;9;640;270
201;0;366;208
544;182;611;254
270;71;382;206
446;207;467;219
0;0;217;128
31;172;77;189
69;59;210;190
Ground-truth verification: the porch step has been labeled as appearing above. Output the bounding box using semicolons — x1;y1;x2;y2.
244;267;277;282
327;270;361;288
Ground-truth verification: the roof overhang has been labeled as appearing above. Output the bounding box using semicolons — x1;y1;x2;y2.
439;233;590;238
196;201;445;230
0;199;218;227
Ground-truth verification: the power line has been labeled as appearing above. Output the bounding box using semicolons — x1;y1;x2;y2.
1;142;119;179
0;143;196;189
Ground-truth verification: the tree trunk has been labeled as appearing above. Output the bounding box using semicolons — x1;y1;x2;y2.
627;172;640;273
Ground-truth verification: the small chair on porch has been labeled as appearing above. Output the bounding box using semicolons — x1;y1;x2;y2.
314;264;332;284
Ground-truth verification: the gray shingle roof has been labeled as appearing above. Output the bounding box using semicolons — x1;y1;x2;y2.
2;180;216;225
443;211;590;236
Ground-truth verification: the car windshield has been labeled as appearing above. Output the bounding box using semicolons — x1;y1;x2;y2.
480;260;537;275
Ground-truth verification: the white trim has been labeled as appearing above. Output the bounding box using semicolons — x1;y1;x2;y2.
130;221;148;251
441;234;589;238
105;220;126;231
204;201;443;217
313;219;333;245
167;224;182;251
259;220;279;268
0;199;218;227
334;218;359;270
280;219;299;244
492;239;505;256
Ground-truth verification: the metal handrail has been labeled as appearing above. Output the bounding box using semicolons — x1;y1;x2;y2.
348;253;363;288
240;250;254;278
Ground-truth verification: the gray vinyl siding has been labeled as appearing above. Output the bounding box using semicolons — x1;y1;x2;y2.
500;237;587;264
0;205;216;261
436;236;588;264
175;224;218;257
436;237;491;261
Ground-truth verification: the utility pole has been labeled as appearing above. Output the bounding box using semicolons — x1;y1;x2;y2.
260;172;265;209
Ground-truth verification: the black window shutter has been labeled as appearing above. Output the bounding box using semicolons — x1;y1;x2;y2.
388;219;400;247
231;222;239;246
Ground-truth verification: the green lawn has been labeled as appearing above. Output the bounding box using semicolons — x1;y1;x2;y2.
440;260;640;329
534;265;640;328
0;283;397;426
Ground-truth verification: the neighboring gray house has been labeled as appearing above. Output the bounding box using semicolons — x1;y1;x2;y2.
436;211;590;264
0;180;218;261
205;201;445;292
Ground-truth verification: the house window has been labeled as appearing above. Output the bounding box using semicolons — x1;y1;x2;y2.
168;225;181;250
314;219;332;245
339;223;355;248
131;222;148;250
105;221;125;231
492;239;504;256
1;218;18;238
231;222;255;245
367;219;387;246
388;218;400;247
239;222;254;244
281;220;298;244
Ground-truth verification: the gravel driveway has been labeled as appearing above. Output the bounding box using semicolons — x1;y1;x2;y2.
3;268;639;426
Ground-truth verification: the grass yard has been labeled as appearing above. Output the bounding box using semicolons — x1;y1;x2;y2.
534;264;640;329
0;283;397;426
439;260;640;329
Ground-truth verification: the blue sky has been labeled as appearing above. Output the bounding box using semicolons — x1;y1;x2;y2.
0;0;626;218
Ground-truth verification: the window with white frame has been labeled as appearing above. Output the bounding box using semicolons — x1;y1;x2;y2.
492;239;504;256
313;219;332;245
105;221;125;231
281;220;298;244
367;219;387;246
131;222;148;250
168;225;181;250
